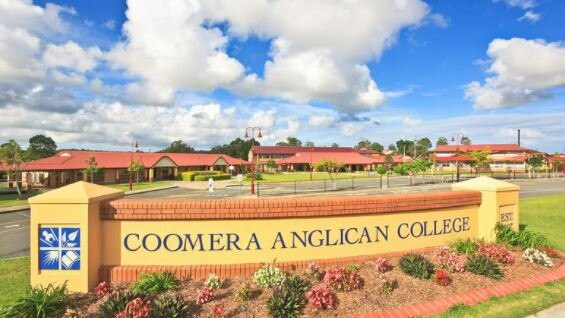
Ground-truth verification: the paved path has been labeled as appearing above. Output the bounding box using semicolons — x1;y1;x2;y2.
527;302;565;318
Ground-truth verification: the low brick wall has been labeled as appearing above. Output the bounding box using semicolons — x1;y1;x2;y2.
100;190;482;220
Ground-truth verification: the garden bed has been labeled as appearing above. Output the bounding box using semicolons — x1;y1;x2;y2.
64;245;562;318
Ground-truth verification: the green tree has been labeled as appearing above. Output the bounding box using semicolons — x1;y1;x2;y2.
354;139;371;150
304;141;315;147
461;136;472;145
331;142;339;147
370;142;384;152
0;140;24;198
313;158;344;182
388;144;397;152
415;137;432;156
436;136;449;147
266;159;277;172
385;154;394;170
26;134;57;160
469;150;491;174
128;160;145;183
276;136;302;146
396;140;415;157
160;140;195;153
525;154;544;178
408;158;432;184
376;165;387;176
210;137;259;160
84;156;100;183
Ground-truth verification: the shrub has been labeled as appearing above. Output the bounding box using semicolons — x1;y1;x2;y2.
304;262;324;282
393;164;409;176
378;277;397;295
306;284;336;311
345;263;360;273
245;172;263;180
266;276;309;318
196;287;214;305
253;264;286;289
94;281;113;297
435;269;451;286
180;171;222;181
434;246;466;273
98;289;143;318
115;297;152;318
205;273;222;290
543;246;559;258
478;243;515;265
376;165;387;175
0;282;68;318
466;254;503;280
450;238;479;255
399;253;434;279
193;173;231;181
237;283;253;301
151;294;191;318
323;267;363;292
495;223;549;248
212;304;226;317
130;272;179;296
522;248;554;267
374;257;390;273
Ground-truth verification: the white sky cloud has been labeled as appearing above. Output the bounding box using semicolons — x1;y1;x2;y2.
465;38;565;109
518;11;540;22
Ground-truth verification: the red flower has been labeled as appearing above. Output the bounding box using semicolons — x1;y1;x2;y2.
212;304;225;317
435;269;451;286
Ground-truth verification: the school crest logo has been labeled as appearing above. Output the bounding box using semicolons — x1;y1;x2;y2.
39;227;80;270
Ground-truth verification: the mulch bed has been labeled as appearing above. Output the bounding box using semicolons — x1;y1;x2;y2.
68;247;563;317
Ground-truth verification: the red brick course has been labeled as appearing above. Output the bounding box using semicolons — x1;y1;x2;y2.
100;190;481;220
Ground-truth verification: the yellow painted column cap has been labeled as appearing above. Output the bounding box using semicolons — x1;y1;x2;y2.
451;176;519;192
29;181;124;204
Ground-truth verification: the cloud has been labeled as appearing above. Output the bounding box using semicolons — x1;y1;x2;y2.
493;0;535;10
43;41;102;72
308;115;336;127
518;11;540;22
426;13;449;28
498;127;544;139
340;123;362;137
465;38;565;109
103;20;116;30
107;0;429;112
403;117;422;128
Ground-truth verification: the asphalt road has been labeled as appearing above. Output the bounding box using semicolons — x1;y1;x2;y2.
1;179;563;259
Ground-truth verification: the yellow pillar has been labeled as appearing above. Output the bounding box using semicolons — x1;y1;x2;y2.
452;176;519;241
29;181;123;292
149;168;154;182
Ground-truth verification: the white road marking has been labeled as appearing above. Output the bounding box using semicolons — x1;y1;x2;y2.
0;219;28;226
0;224;29;234
4;224;19;228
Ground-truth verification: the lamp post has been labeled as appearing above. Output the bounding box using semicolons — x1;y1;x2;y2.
129;140;138;191
310;146;313;181
244;127;262;194
451;133;464;182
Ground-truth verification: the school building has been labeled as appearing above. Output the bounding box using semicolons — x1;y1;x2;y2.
5;150;249;188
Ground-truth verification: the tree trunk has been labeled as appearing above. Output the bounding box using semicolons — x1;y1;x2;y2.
15;172;21;199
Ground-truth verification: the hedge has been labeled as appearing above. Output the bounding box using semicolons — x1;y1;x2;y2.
179;171;222;181
193;173;232;181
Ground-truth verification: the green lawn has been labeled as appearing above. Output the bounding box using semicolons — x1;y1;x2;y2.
0;189;40;208
107;181;173;192
520;194;565;250
434;280;565;318
240;171;381;183
0;257;29;308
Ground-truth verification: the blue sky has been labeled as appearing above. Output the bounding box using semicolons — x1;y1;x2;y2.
1;0;564;152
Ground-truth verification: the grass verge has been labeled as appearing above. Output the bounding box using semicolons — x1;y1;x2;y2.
0;257;30;308
0;190;40;208
520;193;565;251
434;279;565;318
107;181;173;192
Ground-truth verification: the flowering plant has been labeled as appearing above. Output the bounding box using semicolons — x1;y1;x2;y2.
375;257;390;273
434;246;465;272
478;243;515;265
205;273;222;290
94;281;113;297
115;297;152;318
306;284;336;311
323;267;363;292
305;262;324;281
543;246;559;258
434;269;451;286
196;287;215;304
253;264;286;288
523;248;553;267
212;304;226;317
